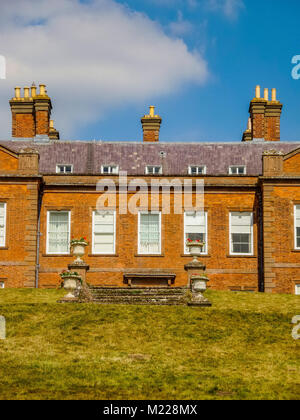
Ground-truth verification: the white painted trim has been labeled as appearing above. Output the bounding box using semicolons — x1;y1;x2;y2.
229;165;246;175
0;203;7;247
145;165;163;175
294;205;300;250
138;211;161;255
295;284;300;295
56;164;73;174
183;211;208;255
46;210;71;255
92;210;116;255
188;165;207;175
100;165;119;175
229;212;253;256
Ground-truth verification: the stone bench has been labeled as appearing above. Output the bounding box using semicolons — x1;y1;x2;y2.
124;272;176;288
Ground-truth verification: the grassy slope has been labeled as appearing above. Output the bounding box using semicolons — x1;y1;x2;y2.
0;289;299;400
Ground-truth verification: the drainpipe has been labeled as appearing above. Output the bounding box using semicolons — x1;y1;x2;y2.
35;185;44;289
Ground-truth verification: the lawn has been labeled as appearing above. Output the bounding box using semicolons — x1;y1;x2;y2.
0;289;299;400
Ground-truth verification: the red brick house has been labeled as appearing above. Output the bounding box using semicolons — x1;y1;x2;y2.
1;83;300;294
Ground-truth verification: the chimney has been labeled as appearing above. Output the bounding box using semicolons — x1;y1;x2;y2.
249;85;267;140
49;119;60;140
264;88;283;141
34;84;52;137
10;86;35;138
10;83;59;140
242;118;252;142
242;86;283;142
141;106;162;142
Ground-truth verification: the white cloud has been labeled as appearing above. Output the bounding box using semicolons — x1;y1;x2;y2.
169;11;194;37
0;0;208;138
205;0;245;19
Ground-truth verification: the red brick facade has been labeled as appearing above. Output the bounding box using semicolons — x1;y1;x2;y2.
0;85;299;294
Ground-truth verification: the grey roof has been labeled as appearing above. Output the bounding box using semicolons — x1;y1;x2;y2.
1;139;300;176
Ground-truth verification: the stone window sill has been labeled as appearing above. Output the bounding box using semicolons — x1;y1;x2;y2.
0;247;8;250
88;254;119;257
226;254;257;258
43;254;72;257
134;254;165;257
181;254;211;258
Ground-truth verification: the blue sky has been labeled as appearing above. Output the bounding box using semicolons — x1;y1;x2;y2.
0;0;299;142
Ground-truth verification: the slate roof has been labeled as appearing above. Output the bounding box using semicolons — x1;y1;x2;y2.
1;140;300;176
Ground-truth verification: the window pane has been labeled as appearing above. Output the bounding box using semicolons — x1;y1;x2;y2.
230;212;252;254
139;213;160;254
93;212;115;254
0;203;5;246
184;212;207;253
48;212;69;253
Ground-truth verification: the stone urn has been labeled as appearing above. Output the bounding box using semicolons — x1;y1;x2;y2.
186;240;205;262
71;240;88;263
189;274;211;307
61;273;82;299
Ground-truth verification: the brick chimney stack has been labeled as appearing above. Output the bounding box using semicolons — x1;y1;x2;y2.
141;106;162;142
10;83;60;140
264;88;283;142
242;86;283;142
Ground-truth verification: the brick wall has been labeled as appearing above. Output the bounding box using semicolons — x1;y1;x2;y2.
38;178;259;291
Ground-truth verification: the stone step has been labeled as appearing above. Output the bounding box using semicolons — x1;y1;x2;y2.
88;286;188;305
90;287;187;295
92;298;186;306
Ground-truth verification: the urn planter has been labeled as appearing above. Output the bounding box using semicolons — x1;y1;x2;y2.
71;241;88;263
186;241;204;263
62;275;82;299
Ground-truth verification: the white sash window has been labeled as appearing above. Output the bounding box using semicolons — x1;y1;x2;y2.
0;203;7;247
92;211;116;254
47;211;70;254
184;212;207;254
230;212;253;255
294;205;300;249
138;213;161;255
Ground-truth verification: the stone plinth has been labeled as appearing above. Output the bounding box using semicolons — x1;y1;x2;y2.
184;260;212;307
68;262;89;285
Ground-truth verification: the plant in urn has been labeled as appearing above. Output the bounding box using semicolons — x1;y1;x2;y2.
71;237;88;263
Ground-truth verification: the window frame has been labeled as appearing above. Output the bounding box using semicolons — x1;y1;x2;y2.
294;205;300;250
100;165;119;175
295;284;300;295
229;166;246;175
46;210;71;255
56;164;73;174
145;165;163;175
92;210;116;255
0;203;7;248
183;211;208;255
188;166;207;175
138;211;162;255
0;281;4;289
229;212;254;256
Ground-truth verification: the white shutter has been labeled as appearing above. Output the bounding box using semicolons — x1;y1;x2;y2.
0;203;6;247
93;211;115;254
47;211;70;254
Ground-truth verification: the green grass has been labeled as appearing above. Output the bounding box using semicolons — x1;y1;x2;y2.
0;289;299;400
